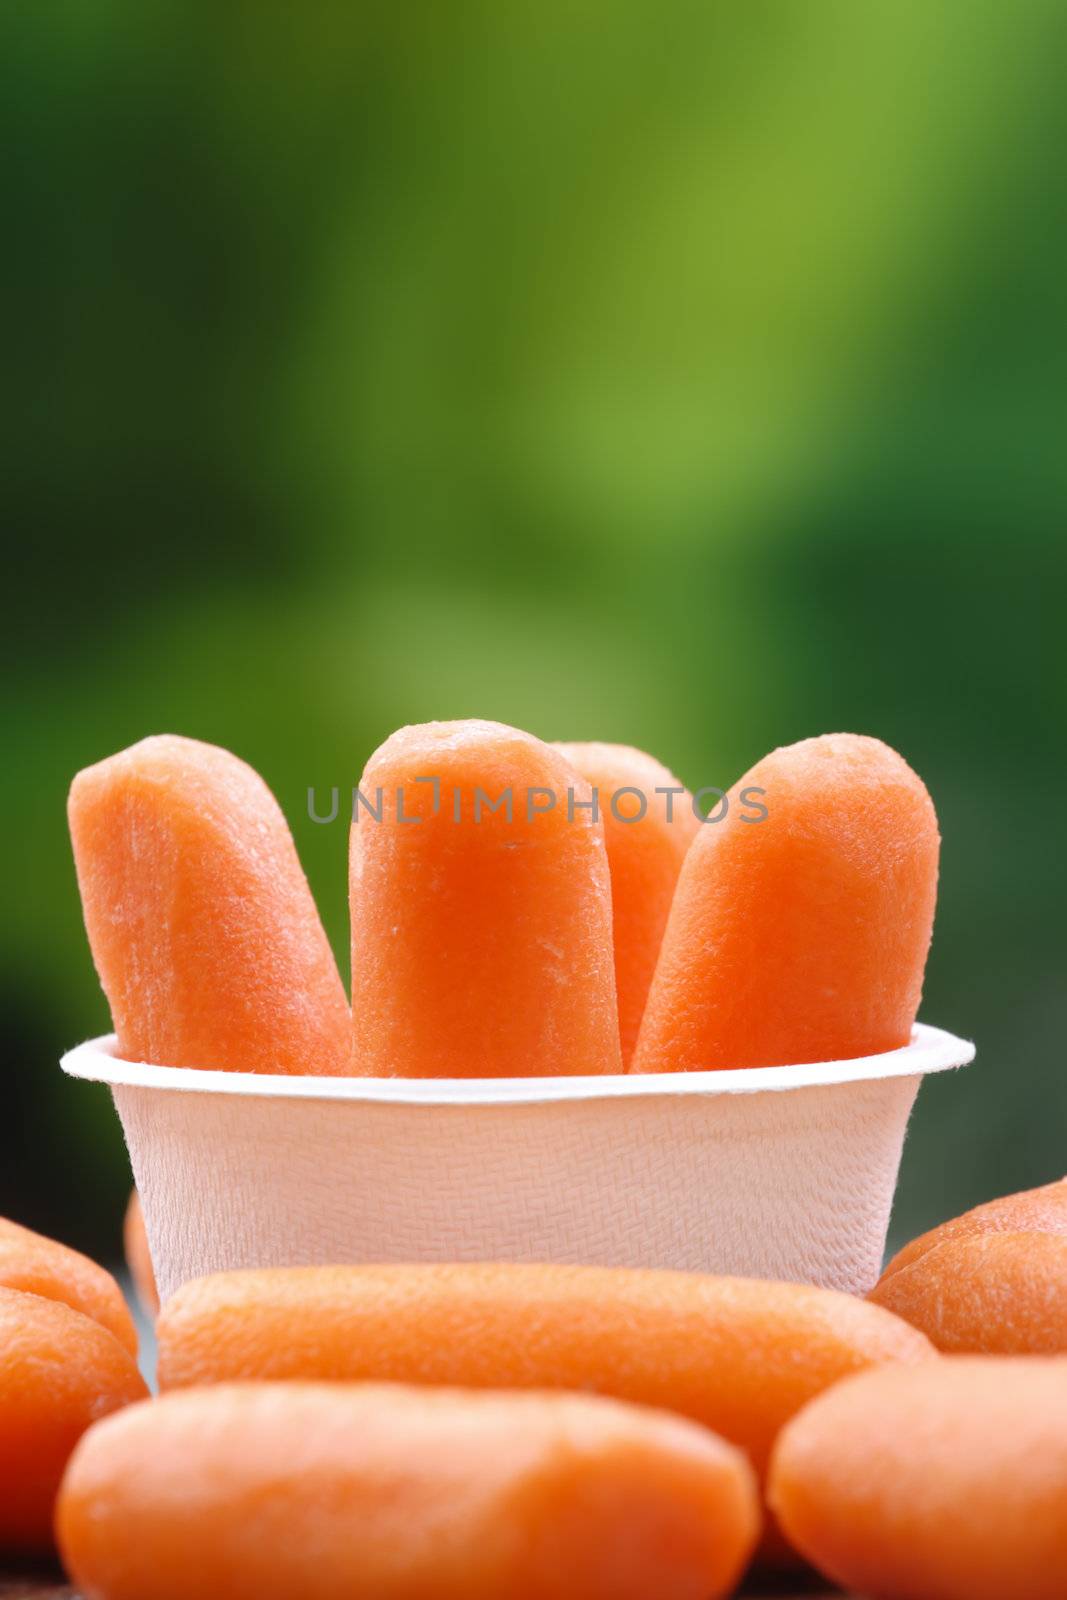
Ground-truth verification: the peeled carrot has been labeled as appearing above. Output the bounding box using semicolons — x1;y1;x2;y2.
878;1175;1067;1282
769;1356;1067;1600
869;1231;1067;1354
123;1191;158;1319
0;1288;146;1552
0;1216;136;1356
350;721;621;1077
632;733;939;1073
68;734;349;1075
57;1382;759;1600
157;1261;932;1554
553;742;699;1066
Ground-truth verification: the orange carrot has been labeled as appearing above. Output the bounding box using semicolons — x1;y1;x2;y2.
632;733;939;1072
0;1216;136;1356
769;1356;1067;1600
878;1175;1067;1282
123;1191;158;1319
69;734;349;1075
869;1231;1067;1354
57;1382;759;1600
157;1261;933;1554
350;721;621;1076
0;1288;146;1552
554;743;698;1066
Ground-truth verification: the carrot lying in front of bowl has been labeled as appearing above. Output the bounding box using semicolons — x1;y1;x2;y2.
869;1232;1067;1354
350;721;621;1077
57;1382;760;1600
157;1262;933;1554
553;742;698;1067
877;1174;1067;1282
0;1288;146;1553
769;1357;1067;1600
68;735;349;1075
632;733;940;1072
0;1216;136;1355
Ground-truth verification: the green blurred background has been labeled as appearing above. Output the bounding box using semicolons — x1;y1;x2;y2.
4;1;1065;1264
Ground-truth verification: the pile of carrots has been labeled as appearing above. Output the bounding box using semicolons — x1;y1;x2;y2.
0;721;1056;1596
3;1188;1067;1598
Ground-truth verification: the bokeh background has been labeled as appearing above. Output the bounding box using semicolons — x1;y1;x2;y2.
4;1;1065;1264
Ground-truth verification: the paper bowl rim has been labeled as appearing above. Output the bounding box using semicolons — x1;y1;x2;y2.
60;1022;974;1105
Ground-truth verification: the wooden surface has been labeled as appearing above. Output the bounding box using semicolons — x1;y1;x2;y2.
0;1578;74;1599
0;1589;847;1599
0;1572;850;1598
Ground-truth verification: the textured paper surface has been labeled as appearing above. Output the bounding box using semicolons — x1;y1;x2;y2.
62;1026;974;1303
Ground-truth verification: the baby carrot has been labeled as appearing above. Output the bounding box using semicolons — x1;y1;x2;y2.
69;735;349;1075
769;1356;1067;1600
350;721;621;1076
554;742;698;1066
869;1230;1067;1354
0;1215;136;1355
0;1288;146;1552
57;1382;760;1600
632;733;939;1072
878;1175;1067;1282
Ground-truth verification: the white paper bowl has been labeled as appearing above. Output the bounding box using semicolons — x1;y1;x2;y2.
62;1023;973;1302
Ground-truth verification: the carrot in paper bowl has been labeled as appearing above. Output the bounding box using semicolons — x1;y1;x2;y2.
68;733;350;1078
633;733;940;1074
554;740;698;1068
350;720;621;1079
